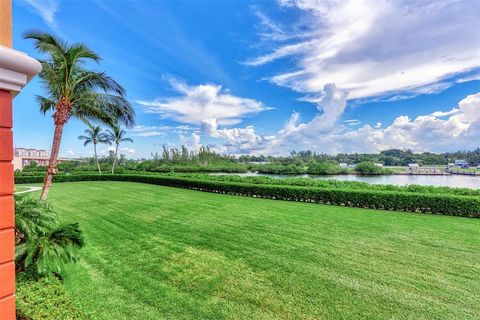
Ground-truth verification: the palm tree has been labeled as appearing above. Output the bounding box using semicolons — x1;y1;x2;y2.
15;195;84;276
106;123;133;174
25;32;135;200
78;122;111;173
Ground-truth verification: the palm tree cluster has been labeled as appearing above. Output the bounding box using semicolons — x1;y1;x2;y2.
15;195;84;276
78;121;133;174
25;32;135;200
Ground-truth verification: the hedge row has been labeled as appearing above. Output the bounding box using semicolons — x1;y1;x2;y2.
15;174;480;218
166;173;480;196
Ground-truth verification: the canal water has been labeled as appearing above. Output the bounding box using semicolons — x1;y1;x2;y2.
219;172;480;189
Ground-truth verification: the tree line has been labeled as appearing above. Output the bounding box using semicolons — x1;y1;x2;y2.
239;148;480;166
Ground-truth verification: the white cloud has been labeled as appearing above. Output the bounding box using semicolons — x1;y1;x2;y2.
137;78;269;127
198;118;273;154
430;109;461;118
214;126;274;154
119;147;135;155
206;92;479;155
249;0;480;100
129;124;195;137
133;131;165;137
137;78;274;154
269;84;348;145
24;0;59;29
258;92;480;154
179;133;201;151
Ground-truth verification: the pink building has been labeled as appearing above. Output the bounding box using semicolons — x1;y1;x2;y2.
13;147;50;170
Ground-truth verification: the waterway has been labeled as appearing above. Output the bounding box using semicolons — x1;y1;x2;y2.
218;172;480;189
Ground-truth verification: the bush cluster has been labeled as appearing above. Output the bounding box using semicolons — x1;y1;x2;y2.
15;174;480;217
355;162;393;175
16;272;88;320
307;161;349;175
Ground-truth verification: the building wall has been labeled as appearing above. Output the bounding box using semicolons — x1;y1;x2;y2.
0;90;15;319
1;2;16;319
0;1;12;47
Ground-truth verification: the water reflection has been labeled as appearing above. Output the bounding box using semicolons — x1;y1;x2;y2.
225;172;480;189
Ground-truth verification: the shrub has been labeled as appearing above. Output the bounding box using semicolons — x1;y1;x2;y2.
15;174;480;217
355;162;392;175
15;195;85;276
307;161;345;175
16;272;88;320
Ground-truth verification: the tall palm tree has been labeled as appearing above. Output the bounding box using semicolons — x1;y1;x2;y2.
78;122;111;173
106;123;133;174
25;32;135;200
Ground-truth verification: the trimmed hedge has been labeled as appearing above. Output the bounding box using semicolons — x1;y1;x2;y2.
167;173;480;196
15;174;480;218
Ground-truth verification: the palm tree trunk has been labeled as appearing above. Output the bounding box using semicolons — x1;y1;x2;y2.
111;143;119;174
40;123;64;200
94;143;101;174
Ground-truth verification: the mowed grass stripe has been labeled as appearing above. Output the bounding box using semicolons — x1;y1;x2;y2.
36;181;480;319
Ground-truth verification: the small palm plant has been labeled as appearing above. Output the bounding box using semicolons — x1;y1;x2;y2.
25;32;135;200
78;122;111;173
15;195;84;276
106;123;133;173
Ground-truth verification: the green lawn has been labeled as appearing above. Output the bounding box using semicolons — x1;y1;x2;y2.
35;181;480;319
384;166;409;173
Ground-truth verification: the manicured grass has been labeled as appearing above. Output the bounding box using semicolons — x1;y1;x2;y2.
40;181;479;319
384;166;409;173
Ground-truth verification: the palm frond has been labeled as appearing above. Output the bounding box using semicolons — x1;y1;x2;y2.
66;43;101;64
73;71;125;96
35;95;56;114
73;93;135;127
121;137;133;143
24;31;68;58
15;195;57;241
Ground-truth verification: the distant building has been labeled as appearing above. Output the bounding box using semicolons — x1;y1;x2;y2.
454;160;469;169
374;163;384;167
339;163;348;168
13;148;49;170
13;147;67;171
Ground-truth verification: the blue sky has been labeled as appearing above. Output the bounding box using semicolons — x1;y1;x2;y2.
12;0;480;158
